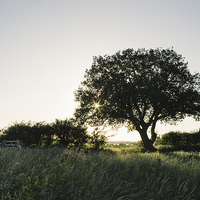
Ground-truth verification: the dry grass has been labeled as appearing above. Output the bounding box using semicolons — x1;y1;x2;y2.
0;147;199;199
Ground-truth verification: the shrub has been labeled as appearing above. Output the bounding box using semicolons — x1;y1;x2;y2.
52;118;88;148
0;121;42;146
181;132;194;146
160;130;200;150
0;118;88;148
160;131;182;146
89;128;108;150
193;131;200;145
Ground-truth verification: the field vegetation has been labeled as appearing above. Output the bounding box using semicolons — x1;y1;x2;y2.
0;145;200;200
1;118;200;199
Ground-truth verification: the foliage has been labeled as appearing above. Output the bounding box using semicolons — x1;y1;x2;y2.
158;144;200;152
88;127;109;149
160;131;182;146
0;121;43;146
40;123;54;147
160;130;200;146
74;47;200;151
0;119;88;148
52;118;88;148
0;148;200;199
135;140;147;152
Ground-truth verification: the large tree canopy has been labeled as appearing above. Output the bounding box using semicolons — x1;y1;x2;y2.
74;48;200;151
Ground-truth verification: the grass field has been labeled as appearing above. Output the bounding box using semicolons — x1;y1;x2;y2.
0;146;200;200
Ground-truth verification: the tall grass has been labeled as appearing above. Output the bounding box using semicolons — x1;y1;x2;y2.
0;148;199;199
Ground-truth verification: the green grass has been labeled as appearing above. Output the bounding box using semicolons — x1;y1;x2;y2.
0;147;200;199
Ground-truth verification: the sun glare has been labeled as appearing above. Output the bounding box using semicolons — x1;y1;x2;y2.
89;97;106;114
94;103;100;108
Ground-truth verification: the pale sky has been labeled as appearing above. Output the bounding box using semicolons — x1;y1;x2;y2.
0;0;200;141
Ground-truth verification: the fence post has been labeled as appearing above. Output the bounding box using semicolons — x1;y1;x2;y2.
158;159;161;171
17;140;22;149
2;140;6;148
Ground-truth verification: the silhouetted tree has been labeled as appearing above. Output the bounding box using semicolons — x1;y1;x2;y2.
52;118;88;147
0;121;43;146
89;128;109;149
0;119;88;148
74;48;200;151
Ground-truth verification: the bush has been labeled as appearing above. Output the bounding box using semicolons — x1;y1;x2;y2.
0;121;42;147
160;130;200;149
0;119;88;148
181;133;194;146
89;128;108;150
40;123;55;147
160;131;182;146
51;118;88;148
193;131;200;145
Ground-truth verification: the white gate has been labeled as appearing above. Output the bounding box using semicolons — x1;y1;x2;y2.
2;140;22;149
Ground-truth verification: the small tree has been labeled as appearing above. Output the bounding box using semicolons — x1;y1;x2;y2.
40;123;54;147
52;118;88;147
0;121;42;147
160;131;182;146
74;48;200;151
0;119;88;148
89;128;108;149
160;131;200;146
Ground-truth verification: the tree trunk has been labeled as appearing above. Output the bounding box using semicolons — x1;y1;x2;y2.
138;128;157;152
150;120;157;144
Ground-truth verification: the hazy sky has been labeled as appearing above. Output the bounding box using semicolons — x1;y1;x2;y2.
0;0;200;141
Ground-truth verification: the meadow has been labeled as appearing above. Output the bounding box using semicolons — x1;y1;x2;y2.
0;145;200;200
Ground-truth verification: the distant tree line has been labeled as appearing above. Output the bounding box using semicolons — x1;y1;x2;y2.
0;119;108;149
159;130;200;151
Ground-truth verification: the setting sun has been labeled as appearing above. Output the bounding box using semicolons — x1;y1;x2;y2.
94;103;99;108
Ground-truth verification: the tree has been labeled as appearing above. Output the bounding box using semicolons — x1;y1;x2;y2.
74;48;200;151
52;118;88;147
89;127;110;150
0;121;42;147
